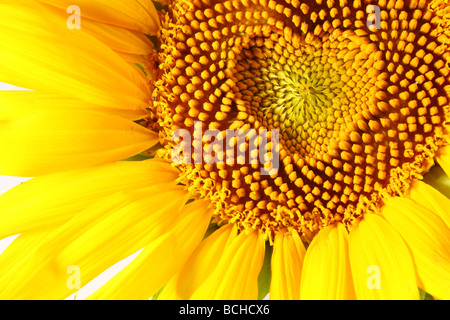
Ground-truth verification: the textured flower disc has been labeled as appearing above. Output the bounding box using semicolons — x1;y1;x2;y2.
154;0;450;242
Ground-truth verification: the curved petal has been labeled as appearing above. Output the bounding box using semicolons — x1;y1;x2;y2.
0;91;149;121
382;197;450;300
300;223;356;300
190;229;266;300
35;1;157;73
270;230;306;300
0;110;158;176
0;233;49;282
0;3;151;109
436;146;450;179
86;200;212;300
36;0;160;35
409;181;450;229
0;184;190;299
158;224;237;300
0;159;178;238
349;214;419;299
0;191;130;299
80;18;155;55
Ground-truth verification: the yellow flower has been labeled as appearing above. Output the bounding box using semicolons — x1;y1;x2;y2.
0;0;449;300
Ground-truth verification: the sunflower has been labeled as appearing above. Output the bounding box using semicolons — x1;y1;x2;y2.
0;0;449;301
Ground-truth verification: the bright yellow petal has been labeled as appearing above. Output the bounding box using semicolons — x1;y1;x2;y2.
436;146;450;179
55;186;189;290
0;159;178;238
0;91;149;121
190;229;265;300
0;184;190;300
382;197;450;300
40;4;155;59
81;19;155;55
0;192;130;300
409;181;450;229
300;223;356;300
0;4;151;109
86;200;212;300
118;52;154;71
270;230;306;300
0;110;158;176
37;0;160;35
158;224;237;300
0;233;49;282
349;214;419;299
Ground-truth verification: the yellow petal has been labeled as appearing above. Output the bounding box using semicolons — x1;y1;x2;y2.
382;197;450;300
0;91;149;121
37;0;160;35
270;230;306;300
118;53;154;73
435;146;450;179
0;192;130;300
0;4;151;109
40;4;155;62
0;110;158;176
86;200;212;300
0;184;190;299
0;159;178;238
158;224;237;300
81;19;155;55
349;214;419;299
55;186;189;287
190;229;266;300
300;223;356;300
409;181;450;229
0;233;49;282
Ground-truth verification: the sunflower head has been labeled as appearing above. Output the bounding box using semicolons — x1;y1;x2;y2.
153;0;450;242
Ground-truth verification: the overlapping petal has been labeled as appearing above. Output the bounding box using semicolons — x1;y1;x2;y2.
300;224;355;300
0;91;149;121
158;224;237;300
36;0;160;35
382;198;450;300
270;230;306;300
349;214;419;299
0;159;178;238
87;200;212;300
190;229;265;300
409;181;450;229
0;183;190;299
0;110;159;176
0;3;152;109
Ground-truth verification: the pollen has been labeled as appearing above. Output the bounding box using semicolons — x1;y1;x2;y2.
154;0;450;242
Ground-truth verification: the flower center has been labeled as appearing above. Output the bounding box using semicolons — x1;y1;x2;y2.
154;0;450;242
234;34;374;163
